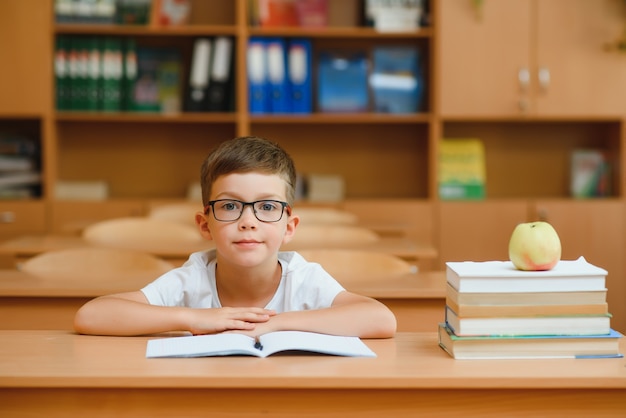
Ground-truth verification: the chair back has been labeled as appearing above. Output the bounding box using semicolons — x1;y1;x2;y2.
297;248;416;283
20;247;174;281
82;217;209;254
282;225;379;250
293;207;358;225
147;202;202;227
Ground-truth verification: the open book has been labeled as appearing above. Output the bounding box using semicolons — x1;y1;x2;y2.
146;330;377;358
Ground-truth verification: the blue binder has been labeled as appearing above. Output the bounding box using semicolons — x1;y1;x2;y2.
247;37;269;114
288;38;312;114
266;37;290;113
317;50;369;113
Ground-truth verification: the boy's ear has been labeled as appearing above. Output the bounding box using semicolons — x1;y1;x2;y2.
195;212;214;240
282;214;300;244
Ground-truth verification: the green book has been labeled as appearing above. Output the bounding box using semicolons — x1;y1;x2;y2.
85;36;101;111
100;37;123;111
438;138;486;200
121;37;138;111
54;35;71;110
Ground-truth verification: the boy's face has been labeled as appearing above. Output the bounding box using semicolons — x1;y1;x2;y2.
196;172;299;269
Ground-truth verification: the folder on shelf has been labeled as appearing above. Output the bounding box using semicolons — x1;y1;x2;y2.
288;38;312;114
85;36;101;111
100;37;123;112
317;50;369;113
207;36;234;112
184;38;212;112
266;37;290;113
122;37;138;111
54;35;71;110
247;37;269;114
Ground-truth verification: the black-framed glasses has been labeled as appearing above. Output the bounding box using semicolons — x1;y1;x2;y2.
204;199;291;223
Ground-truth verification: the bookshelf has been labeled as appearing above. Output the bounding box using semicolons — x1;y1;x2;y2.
0;0;625;332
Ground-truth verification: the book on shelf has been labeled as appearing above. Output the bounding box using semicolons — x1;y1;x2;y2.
145;330;376;358
445;306;612;337
446;257;607;293
438;323;623;360
184;38;212;112
55;0;117;24
438;138;486;200
317;50;370;113
266;38;290;113
133;47;182;113
151;0;191;27
369;45;424;113
247;37;270;114
252;0;328;28
570;149;611;198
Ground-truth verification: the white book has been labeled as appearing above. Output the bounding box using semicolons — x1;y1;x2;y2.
446;307;612;337
146;330;377;358
446;257;607;293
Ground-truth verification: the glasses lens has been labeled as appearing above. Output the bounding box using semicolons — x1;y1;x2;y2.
253;200;285;222
212;200;242;221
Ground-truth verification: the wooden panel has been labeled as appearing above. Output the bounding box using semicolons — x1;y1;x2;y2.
0;201;46;240
0;0;52;115
535;0;626;115
437;200;529;269
532;199;625;333
439;0;531;116
50;200;146;235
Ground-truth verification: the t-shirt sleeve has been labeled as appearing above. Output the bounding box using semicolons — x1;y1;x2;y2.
282;259;346;311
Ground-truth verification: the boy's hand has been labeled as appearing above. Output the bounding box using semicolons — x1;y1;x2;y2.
187;307;275;335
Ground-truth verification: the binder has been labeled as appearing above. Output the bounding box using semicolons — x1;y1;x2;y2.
122;37;138;111
54;35;71;110
85;36;101;111
184;38;212;112
247;37;269;114
207;36;234;112
287;38;312;114
100;37;123;111
266;37;290;113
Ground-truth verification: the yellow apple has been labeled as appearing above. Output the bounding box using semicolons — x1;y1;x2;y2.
508;221;561;271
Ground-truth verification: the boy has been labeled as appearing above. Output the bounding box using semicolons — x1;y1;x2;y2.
74;136;396;338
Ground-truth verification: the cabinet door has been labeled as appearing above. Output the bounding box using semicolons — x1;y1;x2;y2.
437;200;529;268
439;0;531;116
533;199;625;332
535;0;626;116
0;0;52;114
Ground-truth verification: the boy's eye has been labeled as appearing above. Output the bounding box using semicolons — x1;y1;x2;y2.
222;201;240;211
258;201;278;211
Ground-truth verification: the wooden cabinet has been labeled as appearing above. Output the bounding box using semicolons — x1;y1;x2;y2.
439;0;626;117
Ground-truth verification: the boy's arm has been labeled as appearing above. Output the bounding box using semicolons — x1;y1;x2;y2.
73;291;275;336
243;292;397;339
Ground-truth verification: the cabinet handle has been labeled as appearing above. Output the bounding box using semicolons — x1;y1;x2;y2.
538;67;550;91
518;68;530;91
0;211;16;223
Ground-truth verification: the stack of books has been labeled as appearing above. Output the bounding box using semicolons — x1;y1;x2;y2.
439;256;623;359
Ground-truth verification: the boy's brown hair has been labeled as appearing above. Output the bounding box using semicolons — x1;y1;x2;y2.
200;136;297;206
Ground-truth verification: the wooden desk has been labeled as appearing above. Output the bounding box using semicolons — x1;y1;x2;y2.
0;270;446;332
0;234;437;267
0;331;624;417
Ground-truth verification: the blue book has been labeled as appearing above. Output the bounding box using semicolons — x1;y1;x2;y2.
369;46;424;113
287;38;312;114
317;50;369;113
247;37;270;114
266;37;290;113
438;323;624;360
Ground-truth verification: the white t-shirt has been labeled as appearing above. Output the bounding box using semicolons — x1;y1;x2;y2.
141;250;345;312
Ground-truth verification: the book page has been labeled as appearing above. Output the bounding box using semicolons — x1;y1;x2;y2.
146;333;258;358
259;331;376;357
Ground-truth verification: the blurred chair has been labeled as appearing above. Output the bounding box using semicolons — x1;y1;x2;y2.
82;217;209;255
293;207;358;225
20;247;174;281
147;202;202;228
297;248;417;283
282;225;379;251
